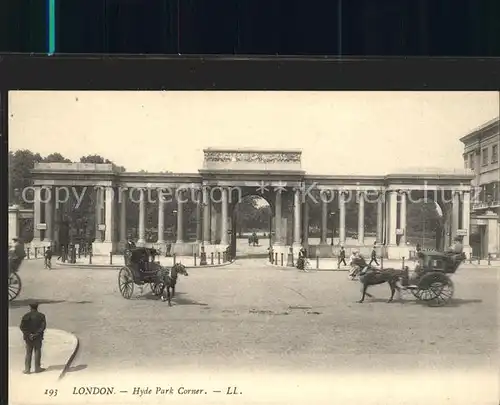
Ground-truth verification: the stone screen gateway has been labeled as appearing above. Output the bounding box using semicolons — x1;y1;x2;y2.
20;147;474;260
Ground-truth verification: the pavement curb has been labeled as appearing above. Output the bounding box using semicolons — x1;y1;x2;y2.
264;260;350;272
9;327;79;381
54;259;235;270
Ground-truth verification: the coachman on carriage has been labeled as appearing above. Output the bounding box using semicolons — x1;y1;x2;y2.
118;247;188;305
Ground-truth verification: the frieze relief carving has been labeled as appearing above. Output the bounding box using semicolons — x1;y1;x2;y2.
205;151;301;163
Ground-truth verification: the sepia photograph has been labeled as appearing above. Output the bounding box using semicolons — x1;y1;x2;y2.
7;90;500;405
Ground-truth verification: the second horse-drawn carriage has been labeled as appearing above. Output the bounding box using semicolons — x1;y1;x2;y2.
359;250;466;307
118;247;188;305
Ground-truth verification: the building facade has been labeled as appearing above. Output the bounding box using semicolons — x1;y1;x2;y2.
461;117;500;258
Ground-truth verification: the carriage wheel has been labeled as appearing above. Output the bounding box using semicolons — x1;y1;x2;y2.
426;279;454;307
118;267;134;299
9;272;22;301
414;272;454;306
151;282;164;296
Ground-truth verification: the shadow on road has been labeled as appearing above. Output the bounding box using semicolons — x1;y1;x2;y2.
45;364;88;373
137;292;208;306
9;299;66;308
415;298;483;308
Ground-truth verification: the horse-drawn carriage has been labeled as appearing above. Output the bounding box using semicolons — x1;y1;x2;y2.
359;250;466;307
405;250;465;306
118;247;188;304
9;259;22;302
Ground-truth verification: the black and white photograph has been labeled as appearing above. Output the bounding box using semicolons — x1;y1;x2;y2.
7;90;500;405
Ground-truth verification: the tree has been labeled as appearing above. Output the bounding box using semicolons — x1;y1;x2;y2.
79;154;126;172
80;155;112;164
9;150;43;205
43;153;72;163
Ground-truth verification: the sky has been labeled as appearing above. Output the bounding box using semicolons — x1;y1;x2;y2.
8;91;499;175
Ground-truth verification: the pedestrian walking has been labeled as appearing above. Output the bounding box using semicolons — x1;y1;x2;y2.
20;302;46;374
369;244;379;266
338;246;347;268
44;246;53;269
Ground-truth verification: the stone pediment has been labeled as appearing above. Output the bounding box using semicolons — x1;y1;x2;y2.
202;148;302;172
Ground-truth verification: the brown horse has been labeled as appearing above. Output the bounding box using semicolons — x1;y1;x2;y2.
357;267;407;303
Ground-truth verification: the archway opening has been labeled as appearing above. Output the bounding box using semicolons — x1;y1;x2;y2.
406;199;444;250
231;195;272;259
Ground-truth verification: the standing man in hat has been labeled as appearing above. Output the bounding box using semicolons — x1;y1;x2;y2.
19;302;46;374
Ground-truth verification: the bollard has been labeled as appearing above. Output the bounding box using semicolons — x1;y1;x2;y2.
469;253;472;264
194;253;197;266
34;247;38;259
488;253;491;265
218;252;221;265
223;251;227;263
478;256;480;265
89;251;92;265
275;252;278;265
78;246;81;259
26;247;30;260
316;256;319;269
280;253;283;267
211;252;214;265
110;252;113;265
173;254;176;265
402;257;405;269
380;255;384;270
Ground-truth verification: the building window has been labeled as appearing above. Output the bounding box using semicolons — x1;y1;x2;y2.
469;153;474;169
482;148;488;166
492;144;498;163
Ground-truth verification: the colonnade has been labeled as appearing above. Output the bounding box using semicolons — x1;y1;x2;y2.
29;184;472;258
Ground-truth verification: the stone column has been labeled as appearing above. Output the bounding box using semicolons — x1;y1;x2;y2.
176;189;185;243
399;190;407;245
388;191;398;245
220;187;228;245
45;187;54;243
104;187;115;243
357;191;365;245
195;190;202;243
202;187;211;243
462;191;471;247
95;187;103;241
293;188;301;244
451;191;460;238
339;191;346;244
302;200;309;245
320;198;328;244
33;186;42;242
274;189;283;245
157;189;165;244
376;193;383;243
137;189;146;244
119;189;127;243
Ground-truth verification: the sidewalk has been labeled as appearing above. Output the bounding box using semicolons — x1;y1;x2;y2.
54;255;233;269
268;257;500;270
9;327;79;385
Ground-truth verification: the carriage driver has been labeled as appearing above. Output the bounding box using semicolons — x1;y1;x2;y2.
444;236;464;268
9;238;26;273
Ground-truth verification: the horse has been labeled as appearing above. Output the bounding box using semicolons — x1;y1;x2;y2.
155;263;189;306
357;267;407;303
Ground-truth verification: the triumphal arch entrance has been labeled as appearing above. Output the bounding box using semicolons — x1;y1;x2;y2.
28;148;474;260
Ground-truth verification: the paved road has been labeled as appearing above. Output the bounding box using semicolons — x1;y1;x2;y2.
8;259;499;404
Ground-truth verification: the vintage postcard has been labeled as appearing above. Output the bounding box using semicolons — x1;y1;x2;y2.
7;90;499;405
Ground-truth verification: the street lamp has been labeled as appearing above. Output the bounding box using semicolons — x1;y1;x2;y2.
172;209;178;242
329;211;336;246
